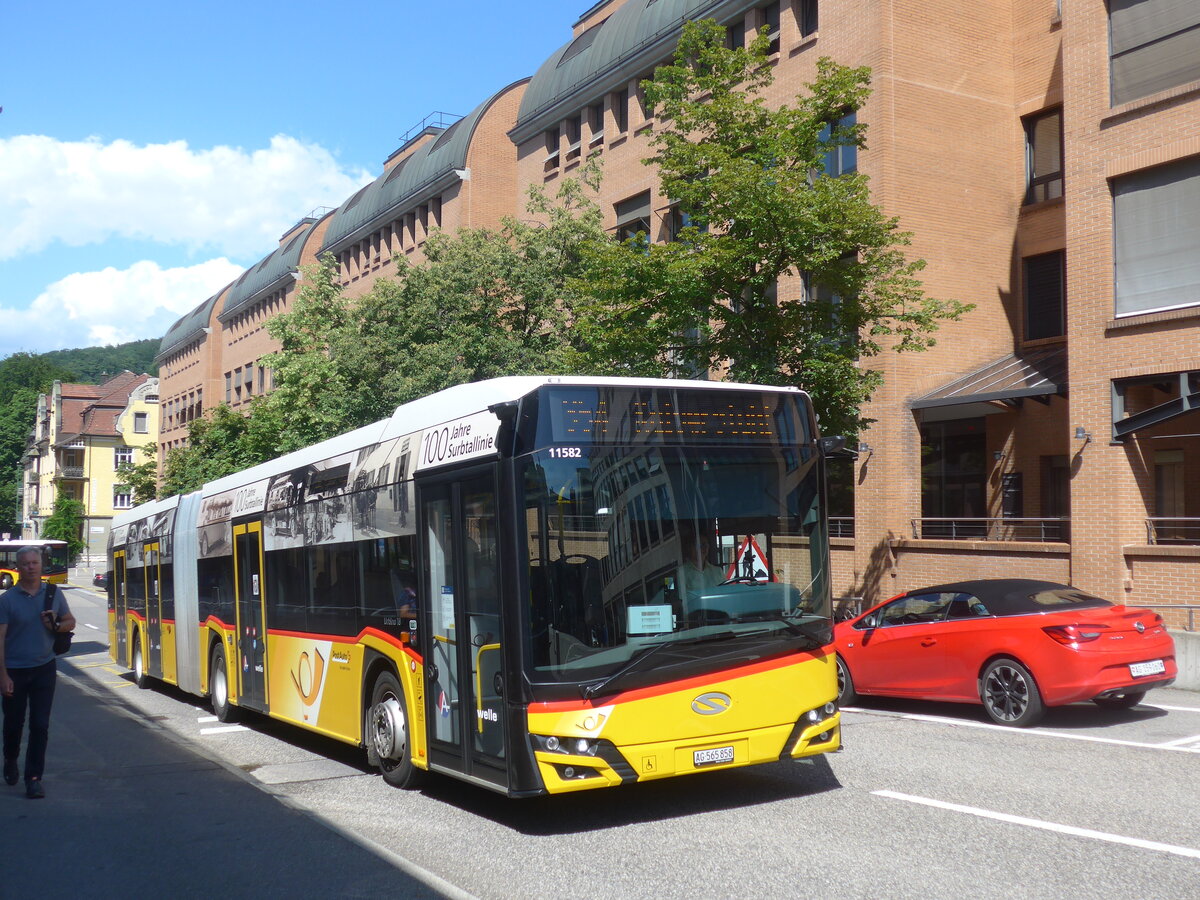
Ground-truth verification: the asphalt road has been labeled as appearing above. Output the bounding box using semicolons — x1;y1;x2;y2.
25;585;1200;899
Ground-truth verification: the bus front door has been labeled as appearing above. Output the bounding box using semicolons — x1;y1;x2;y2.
232;521;268;713
144;542;162;677
421;471;507;789
112;551;127;664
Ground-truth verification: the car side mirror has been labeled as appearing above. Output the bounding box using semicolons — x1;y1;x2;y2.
859;613;879;629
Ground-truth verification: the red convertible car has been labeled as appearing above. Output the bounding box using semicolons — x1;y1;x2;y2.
834;579;1177;727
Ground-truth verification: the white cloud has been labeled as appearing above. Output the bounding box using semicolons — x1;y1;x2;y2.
0;134;372;261
0;258;246;356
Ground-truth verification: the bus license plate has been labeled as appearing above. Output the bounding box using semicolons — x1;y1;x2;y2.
694;746;734;767
1129;659;1165;678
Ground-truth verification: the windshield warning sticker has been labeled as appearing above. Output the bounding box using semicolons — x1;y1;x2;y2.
727;535;773;582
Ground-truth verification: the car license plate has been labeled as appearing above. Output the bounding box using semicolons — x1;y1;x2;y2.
1130;659;1166;678
694;745;734;767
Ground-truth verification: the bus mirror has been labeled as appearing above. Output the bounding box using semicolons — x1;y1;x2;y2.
818;436;848;456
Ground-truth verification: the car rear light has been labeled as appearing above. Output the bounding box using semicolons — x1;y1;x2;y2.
1043;624;1109;645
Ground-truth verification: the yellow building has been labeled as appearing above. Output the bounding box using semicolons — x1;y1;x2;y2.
21;372;159;561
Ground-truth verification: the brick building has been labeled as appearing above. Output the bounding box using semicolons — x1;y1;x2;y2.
150;0;1199;614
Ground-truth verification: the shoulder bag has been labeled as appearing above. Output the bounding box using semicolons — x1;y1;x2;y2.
43;583;73;655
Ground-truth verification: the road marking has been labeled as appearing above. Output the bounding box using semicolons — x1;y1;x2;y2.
1157;733;1200;749
197;715;218;723
843;706;1200;752
874;790;1200;860
200;725;248;735
1147;703;1200;714
85;623;100;630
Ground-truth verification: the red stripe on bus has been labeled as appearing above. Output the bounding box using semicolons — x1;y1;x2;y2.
267;625;424;664
529;649;829;713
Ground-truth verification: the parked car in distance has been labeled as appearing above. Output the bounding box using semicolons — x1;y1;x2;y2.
834;579;1176;727
93;571;108;589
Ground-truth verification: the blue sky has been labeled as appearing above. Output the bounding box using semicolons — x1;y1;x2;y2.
0;0;574;358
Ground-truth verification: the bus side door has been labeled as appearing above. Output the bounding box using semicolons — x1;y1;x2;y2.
112;551;127;663
232;520;268;712
145;542;162;677
420;469;507;789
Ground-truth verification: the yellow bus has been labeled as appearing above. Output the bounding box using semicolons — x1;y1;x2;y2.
108;377;842;796
0;539;70;588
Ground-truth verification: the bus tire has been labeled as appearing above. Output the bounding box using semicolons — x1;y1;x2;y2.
368;672;424;789
210;644;236;723
133;637;148;689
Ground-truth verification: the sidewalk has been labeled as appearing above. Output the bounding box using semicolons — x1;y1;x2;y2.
2;658;444;899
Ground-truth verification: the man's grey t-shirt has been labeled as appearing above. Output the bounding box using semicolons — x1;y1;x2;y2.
0;583;71;668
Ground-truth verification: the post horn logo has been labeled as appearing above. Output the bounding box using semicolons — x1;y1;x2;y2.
691;692;732;715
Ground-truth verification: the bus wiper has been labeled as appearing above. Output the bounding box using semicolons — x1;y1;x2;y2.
580;632;736;700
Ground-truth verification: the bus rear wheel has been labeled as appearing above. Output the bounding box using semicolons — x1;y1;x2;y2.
210;644;236;723
133;637;148;689
368;672;424;789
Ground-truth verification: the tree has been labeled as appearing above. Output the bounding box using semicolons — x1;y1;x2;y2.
574;21;972;438
42;487;85;558
258;169;606;452
115;444;160;505
160;404;282;497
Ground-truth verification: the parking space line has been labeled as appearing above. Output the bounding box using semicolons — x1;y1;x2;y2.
845;706;1200;753
200;725;249;735
1157;733;1200;749
874;790;1200;860
1147;703;1200;714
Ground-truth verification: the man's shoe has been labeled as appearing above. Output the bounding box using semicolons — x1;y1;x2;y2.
3;759;17;786
25;779;44;799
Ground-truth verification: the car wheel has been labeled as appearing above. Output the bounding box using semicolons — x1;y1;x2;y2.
133;637;148;689
368;671;424;789
210;644;237;723
981;658;1043;727
1093;691;1145;711
836;654;857;705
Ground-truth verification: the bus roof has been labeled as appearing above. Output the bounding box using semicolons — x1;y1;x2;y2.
0;539;67;548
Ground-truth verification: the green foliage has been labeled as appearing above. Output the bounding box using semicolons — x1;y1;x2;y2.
37;338;159;381
115;444;160;505
42;487;85;557
573;21;972;438
159;404;282;497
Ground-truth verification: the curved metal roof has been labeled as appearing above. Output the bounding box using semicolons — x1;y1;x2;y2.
321;81;527;254
515;0;731;132
156;290;224;360
219;220;314;321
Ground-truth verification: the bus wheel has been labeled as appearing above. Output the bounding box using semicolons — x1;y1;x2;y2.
133;638;148;689
210;644;236;723
368;672;424;789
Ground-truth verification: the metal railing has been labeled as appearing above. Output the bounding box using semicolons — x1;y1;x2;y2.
911;517;1070;542
1146;518;1200;545
1137;604;1200;632
55;466;85;479
829;517;855;538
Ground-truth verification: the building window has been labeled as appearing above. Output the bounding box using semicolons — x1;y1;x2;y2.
760;1;781;53
114;446;134;469
225;371;232;405
544;126;560;171
819;112;857;176
1154;449;1188;540
726;16;744;48
920;419;987;536
612;88;629;134
588;103;604;149
114;490;133;510
1024;109;1063;203
796;0;818;37
1109;0;1200;106
1113;155;1200;317
133;412;148;434
1023;250;1066;340
566;114;582;162
614;192;653;244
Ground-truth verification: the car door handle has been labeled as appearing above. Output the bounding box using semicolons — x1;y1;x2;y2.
921;639;937;647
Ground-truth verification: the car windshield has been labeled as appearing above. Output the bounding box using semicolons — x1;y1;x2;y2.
520;443;832;698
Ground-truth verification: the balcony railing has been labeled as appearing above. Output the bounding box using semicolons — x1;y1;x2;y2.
1146;518;1200;545
911;517;1070;542
829;517;855;538
55;466;85;479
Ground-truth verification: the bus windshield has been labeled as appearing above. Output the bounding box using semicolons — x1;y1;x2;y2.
522;442;831;698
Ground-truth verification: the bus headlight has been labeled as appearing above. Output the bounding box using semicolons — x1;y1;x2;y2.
532;734;597;756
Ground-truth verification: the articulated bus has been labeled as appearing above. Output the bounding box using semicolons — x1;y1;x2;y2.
0;539;70;587
108;376;842;796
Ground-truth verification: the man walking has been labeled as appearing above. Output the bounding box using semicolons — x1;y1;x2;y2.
0;546;74;799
